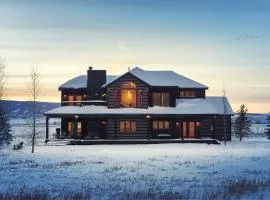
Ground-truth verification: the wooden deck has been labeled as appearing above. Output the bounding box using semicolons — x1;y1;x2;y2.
46;138;221;145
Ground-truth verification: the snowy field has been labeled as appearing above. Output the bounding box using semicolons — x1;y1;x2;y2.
0;120;270;199
1;140;270;199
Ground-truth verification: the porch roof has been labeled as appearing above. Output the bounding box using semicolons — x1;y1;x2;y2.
45;97;233;117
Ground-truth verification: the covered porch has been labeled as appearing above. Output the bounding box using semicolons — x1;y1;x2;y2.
44;115;108;143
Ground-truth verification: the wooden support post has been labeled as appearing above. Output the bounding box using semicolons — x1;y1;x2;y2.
213;115;216;139
181;122;184;141
45;117;49;143
74;115;78;138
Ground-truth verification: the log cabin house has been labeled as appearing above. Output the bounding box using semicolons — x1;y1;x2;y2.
44;67;233;142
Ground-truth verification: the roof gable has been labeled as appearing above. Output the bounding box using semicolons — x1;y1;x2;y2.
103;67;208;89
102;70;151;88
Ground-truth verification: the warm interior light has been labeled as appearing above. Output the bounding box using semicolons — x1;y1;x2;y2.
120;82;136;107
127;90;132;99
196;122;200;126
145;115;151;119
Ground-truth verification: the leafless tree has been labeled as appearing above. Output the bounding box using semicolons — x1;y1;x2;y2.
27;67;41;153
0;59;6;100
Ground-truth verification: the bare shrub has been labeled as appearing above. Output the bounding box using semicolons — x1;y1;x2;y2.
0;186;91;200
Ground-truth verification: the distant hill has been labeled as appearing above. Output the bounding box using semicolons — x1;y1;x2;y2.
232;113;270;124
247;113;270;124
0;100;60;118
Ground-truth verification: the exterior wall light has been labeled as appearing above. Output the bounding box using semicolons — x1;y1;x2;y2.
145;115;151;119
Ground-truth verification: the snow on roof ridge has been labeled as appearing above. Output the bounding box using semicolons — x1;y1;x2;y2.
131;66;174;73
61;66;208;89
129;67;208;89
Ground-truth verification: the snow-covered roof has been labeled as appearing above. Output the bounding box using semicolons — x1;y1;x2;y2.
59;75;118;90
103;67;208;89
45;97;233;116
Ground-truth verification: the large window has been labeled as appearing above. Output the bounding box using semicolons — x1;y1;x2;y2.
152;92;170;107
120;82;136;107
153;120;170;131
180;90;196;97
120;120;136;133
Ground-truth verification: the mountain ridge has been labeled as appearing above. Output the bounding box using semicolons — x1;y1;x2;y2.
0;100;60;118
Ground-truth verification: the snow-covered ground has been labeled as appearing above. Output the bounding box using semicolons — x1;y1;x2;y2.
1;140;270;199
1;120;270;199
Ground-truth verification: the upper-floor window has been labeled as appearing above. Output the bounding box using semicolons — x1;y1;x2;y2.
180;90;196;98
121;82;136;107
117;82;143;108
152;92;170;107
120;120;136;133
63;95;86;106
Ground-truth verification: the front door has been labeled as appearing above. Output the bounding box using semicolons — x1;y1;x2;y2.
179;121;196;138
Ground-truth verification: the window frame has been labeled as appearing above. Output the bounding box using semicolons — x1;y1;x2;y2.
120;81;137;108
152;92;170;107
120;120;137;133
153;120;171;131
179;90;196;98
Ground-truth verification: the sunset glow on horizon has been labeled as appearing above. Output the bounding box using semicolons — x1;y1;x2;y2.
1;0;269;113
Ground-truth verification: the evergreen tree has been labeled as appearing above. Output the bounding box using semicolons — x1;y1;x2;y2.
233;104;252;141
0;60;12;147
0;104;12;146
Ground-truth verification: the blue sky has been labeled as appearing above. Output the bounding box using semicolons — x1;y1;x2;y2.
0;0;269;112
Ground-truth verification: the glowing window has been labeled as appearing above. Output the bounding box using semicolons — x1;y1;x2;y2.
120;82;137;107
153;120;170;131
120;120;136;133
